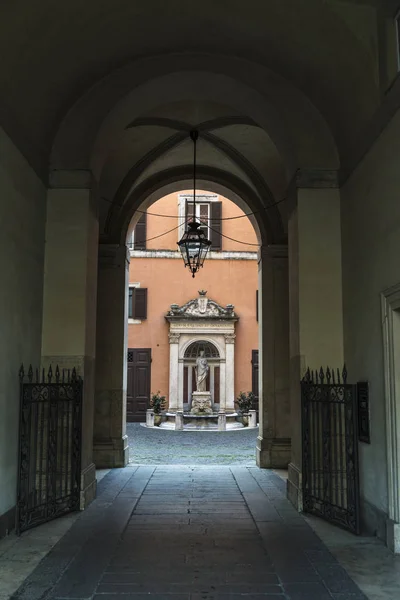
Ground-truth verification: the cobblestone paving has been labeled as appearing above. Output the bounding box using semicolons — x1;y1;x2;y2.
12;466;368;600
128;423;258;465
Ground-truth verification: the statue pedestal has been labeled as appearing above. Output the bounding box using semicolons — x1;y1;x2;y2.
191;391;213;414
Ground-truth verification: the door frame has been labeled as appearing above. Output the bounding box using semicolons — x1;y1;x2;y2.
382;283;400;551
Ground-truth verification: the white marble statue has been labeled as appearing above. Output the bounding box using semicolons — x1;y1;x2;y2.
195;350;209;392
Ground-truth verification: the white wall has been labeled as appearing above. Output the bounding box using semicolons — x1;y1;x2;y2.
0;127;46;518
341;108;400;531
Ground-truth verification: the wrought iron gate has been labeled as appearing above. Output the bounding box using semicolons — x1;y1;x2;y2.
301;366;360;534
16;365;83;535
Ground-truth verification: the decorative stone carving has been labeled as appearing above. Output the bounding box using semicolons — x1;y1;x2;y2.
167;290;238;415
168;333;180;344
191;391;213;415
166;290;236;320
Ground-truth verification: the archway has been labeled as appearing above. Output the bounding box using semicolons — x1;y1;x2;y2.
92;185;287;465
39;37;342;513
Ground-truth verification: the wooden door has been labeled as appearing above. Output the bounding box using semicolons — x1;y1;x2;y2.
251;350;259;419
127;348;151;422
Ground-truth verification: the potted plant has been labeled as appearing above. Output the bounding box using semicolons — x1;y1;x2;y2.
150;391;166;426
235;391;255;426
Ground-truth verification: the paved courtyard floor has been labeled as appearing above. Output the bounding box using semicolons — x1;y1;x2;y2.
127;423;258;465
3;465;398;600
1;442;400;600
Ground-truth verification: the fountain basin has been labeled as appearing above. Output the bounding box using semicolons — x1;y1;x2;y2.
159;412;244;430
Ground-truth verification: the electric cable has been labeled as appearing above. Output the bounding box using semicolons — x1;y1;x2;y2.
102;194;285;246
207;224;260;247
138;220;190;243
101;195;287;221
133;196;287;220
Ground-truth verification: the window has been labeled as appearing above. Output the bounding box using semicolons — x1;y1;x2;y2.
187;202;210;237
185;198;222;250
128;287;148;320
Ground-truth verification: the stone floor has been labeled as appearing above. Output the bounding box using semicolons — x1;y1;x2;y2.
128;423;258;465
4;465;384;600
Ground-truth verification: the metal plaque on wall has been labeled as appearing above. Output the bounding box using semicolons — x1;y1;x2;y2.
357;381;370;444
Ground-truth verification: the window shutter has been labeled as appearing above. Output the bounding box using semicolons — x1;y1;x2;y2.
256;290;258;322
134;212;147;249
133;288;147;320
128;288;133;318
210;202;222;250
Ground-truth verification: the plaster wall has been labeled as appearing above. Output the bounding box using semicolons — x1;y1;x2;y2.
0;127;46;519
288;186;343;507
128;257;258;404
341;108;400;529
298;188;344;368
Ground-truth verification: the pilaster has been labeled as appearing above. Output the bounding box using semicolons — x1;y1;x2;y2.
256;244;291;469
224;333;236;411
287;180;343;510
169;333;180;410
42;170;98;506
93;244;130;468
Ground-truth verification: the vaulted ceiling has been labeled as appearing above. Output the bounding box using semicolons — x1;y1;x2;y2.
1;0;397;242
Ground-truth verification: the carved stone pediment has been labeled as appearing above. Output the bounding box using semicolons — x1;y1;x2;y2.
166;290;237;321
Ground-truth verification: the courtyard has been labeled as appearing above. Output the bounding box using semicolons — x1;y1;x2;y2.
127;423;258;465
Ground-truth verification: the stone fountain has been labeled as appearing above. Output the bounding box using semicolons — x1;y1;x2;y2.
145;291;257;430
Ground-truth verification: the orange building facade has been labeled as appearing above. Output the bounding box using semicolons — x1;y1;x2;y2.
126;190;258;421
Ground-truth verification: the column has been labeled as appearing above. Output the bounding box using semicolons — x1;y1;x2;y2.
287;172;343;510
225;334;236;411
188;365;193;405
41;169;98;507
177;360;184;411
220;360;226;411
256;245;291;470
168;333;180;410
93;244;129;468
210;365;215;404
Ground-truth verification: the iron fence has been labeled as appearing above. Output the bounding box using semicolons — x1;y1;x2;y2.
301;366;360;534
16;365;83;535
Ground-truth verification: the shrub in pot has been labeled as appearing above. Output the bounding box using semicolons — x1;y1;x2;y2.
150;391;166;425
235;391;255;426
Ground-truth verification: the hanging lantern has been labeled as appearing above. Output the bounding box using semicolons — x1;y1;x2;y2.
177;130;212;277
177;220;212;277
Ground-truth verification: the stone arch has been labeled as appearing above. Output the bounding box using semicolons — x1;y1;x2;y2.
181;337;225;362
113;167;275;247
184;340;220;360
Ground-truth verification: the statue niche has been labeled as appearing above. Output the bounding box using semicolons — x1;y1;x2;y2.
190;345;213;414
195;350;209;392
